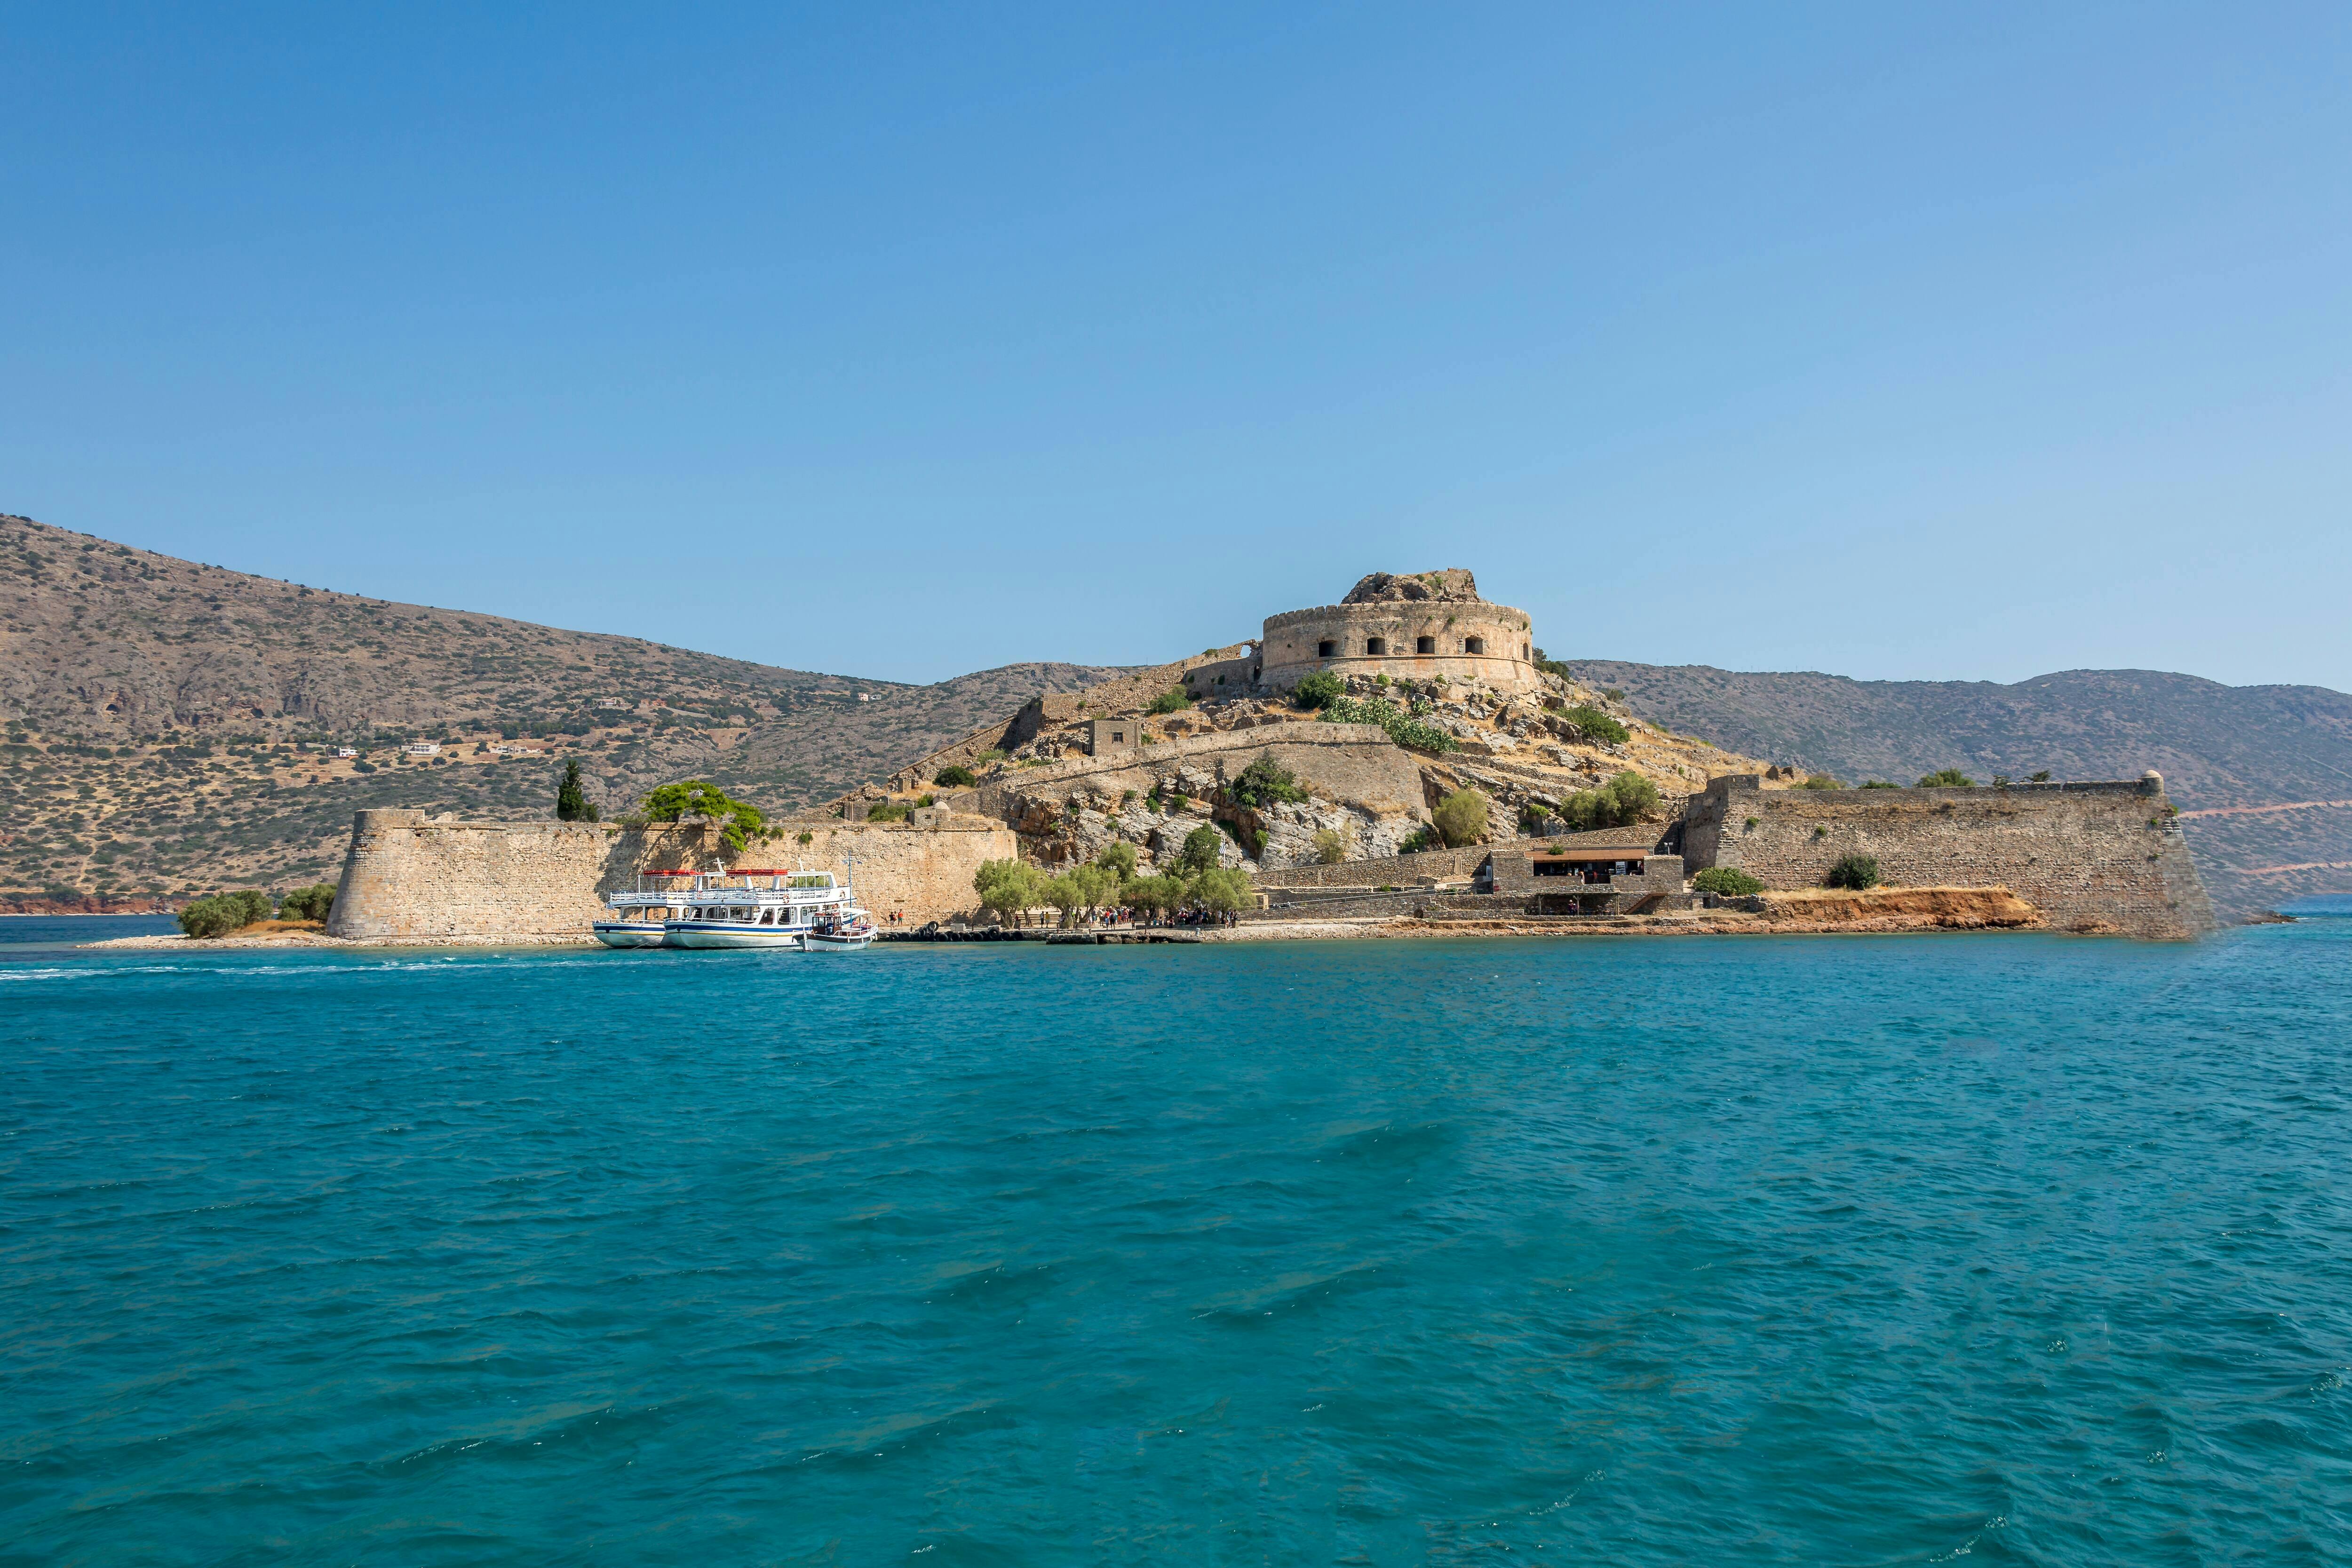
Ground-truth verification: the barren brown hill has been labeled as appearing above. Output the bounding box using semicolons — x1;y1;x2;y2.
0;512;1130;899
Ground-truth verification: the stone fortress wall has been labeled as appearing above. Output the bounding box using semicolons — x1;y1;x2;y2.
1257;602;1539;695
758;811;1018;924
327;810;723;940
1679;773;2217;939
327;807;1015;939
1255;567;1539;695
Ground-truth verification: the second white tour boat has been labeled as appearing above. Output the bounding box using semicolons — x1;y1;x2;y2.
661;868;870;950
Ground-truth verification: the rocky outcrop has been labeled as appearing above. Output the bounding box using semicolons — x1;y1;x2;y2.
1341;569;1483;605
971;728;1431;872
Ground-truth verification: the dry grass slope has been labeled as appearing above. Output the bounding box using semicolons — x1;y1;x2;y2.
0;513;1131;899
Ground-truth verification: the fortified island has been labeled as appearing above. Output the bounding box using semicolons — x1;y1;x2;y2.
322;571;2217;943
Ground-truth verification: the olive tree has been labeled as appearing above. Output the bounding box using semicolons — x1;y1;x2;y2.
1432;788;1489;848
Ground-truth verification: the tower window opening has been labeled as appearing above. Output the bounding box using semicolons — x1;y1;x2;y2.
1415;636;1435;654
1366;637;1387;655
1464;636;1486;655
1317;640;1336;658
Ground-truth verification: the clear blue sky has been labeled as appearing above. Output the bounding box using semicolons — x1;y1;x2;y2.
6;4;2347;690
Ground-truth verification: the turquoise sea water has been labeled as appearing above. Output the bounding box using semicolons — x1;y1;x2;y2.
5;925;2349;1563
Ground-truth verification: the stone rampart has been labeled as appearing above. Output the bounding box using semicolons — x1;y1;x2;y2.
326;810;724;940
1253;844;1493;888
1680;774;2217;939
327;808;1018;940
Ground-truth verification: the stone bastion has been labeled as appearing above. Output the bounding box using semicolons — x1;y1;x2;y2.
1257;569;1540;695
1679;772;2217;939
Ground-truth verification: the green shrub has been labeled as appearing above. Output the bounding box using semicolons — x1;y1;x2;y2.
1095;842;1138;880
1291;671;1344;711
1229;756;1308;808
1312;828;1348;864
1560;705;1629;746
866;800;911;823
1860;780;1898;790
1917;769;1973;788
1561;771;1661;831
1319;693;1455;753
1604;687;1624;701
1826;853;1881;890
642;780;763;851
1146;689;1192;715
1178;824;1225;874
934;764;977;788
1118;874;1179;917
555;759;599;821
974;859;1052;925
1432;788;1489;848
177;896;232;938
1398;825;1436;855
1692;868;1764;896
1534;659;1574;680
278;883;337;922
2030;771;2051;783
1186;866;1253;915
1798;774;1844;790
178;889;272;938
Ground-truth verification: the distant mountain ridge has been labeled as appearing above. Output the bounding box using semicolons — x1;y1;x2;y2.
1565;660;2352;916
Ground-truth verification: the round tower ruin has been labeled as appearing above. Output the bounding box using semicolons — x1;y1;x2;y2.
1256;569;1541;695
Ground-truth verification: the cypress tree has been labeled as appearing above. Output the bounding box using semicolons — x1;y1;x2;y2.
555;759;598;822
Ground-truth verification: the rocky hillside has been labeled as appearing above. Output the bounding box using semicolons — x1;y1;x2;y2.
1565;661;2352;917
863;656;1775;879
0;512;1129;900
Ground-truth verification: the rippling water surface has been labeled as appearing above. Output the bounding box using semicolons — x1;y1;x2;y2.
5;926;2349;1563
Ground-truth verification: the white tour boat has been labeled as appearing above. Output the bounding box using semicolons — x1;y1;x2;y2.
661;868;871;950
593;869;698;948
